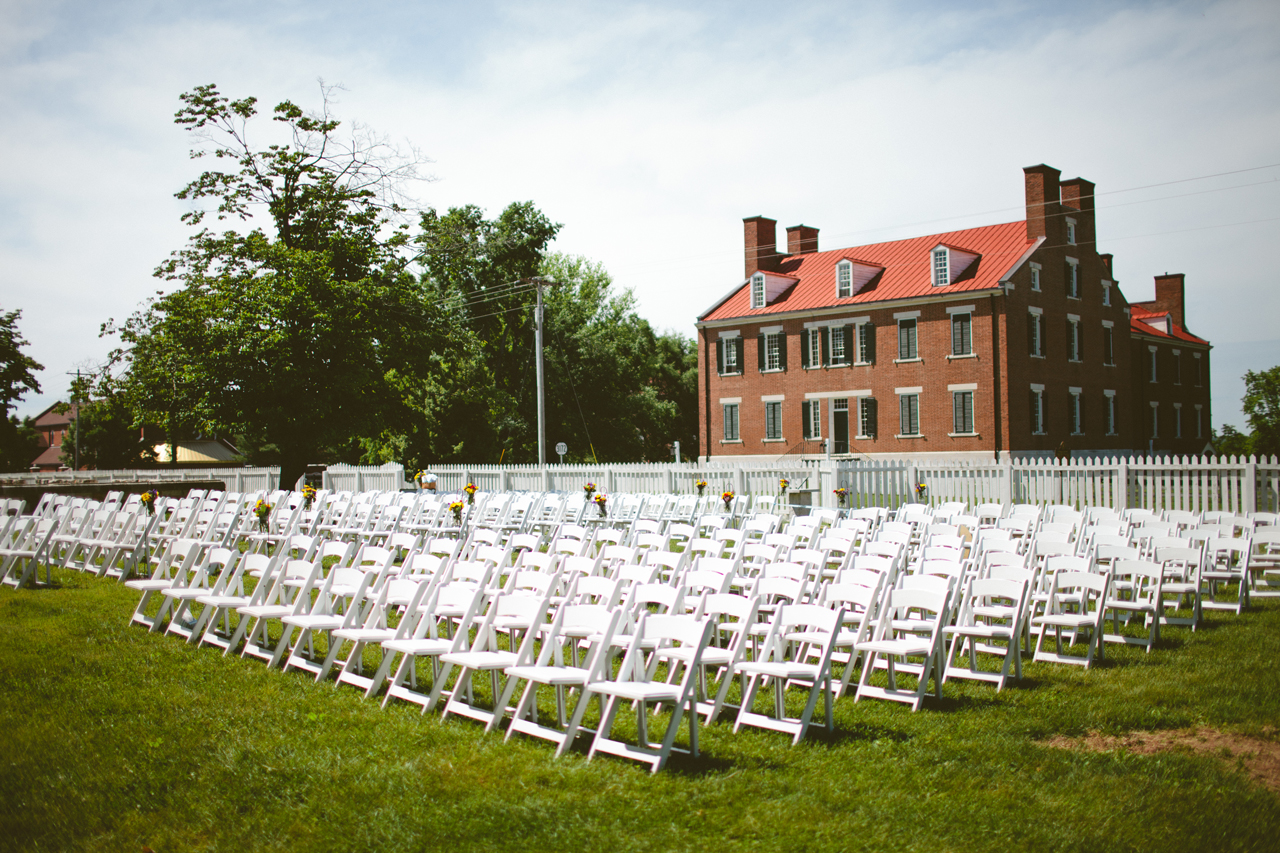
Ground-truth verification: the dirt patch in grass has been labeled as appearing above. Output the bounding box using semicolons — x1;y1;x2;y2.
1045;727;1280;793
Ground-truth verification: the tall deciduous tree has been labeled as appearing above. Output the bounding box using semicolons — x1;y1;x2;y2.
0;309;43;471
107;85;460;489
1243;366;1280;457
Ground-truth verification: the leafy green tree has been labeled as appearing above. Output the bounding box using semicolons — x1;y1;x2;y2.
1212;424;1251;457
0;309;43;471
1243;367;1280;458
107;85;461;489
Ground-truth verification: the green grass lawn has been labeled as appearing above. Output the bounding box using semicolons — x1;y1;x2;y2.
2;568;1278;852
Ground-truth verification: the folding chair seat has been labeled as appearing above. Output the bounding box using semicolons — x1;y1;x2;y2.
281;568;377;678
435;592;556;729
727;602;846;743
162;547;238;642
1199;536;1252;615
125;538;202;631
1154;543;1204;630
497;604;624;753
943;577;1028;691
855;585;952;711
667;592;763;723
584;613;715;773
380;585;486;710
813;577;884;698
1247;529;1280;598
328;577;433;690
1102;559;1165;653
1032;569;1111;668
237;559;326;667
196;553;275;653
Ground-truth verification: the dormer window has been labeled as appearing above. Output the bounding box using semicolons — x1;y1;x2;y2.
932;248;949;287
751;273;765;309
930;244;979;287
834;257;883;299
746;270;799;309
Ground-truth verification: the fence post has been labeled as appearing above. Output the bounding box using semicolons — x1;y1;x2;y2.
1117;458;1129;509
1245;456;1258;515
1000;455;1013;508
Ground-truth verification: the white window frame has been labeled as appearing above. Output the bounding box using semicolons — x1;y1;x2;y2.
829;326;848;366
1102;321;1114;366
764;332;783;372
1067;316;1082;362
854;319;872;364
897;318;918;361
764;400;783;441
932;248;950;287
1195;404;1203;439
1066;217;1077;245
1030;262;1042;292
1030;384;1045;435
951;312;972;356
1149;346;1158;383
951;389;976;436
1104;390;1118;436
836;260;853;298
1029;309;1044;358
806;328;821;369
1172;349;1182;385
1150;401;1159;439
751;273;766;309
1069;388;1084;435
857;397;876;440
1174;403;1183;439
722;403;740;442
1102;280;1112;307
805;398;822;440
898;392;921;438
1194;352;1203;386
1066;257;1080;299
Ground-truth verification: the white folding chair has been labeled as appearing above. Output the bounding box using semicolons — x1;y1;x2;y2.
855;586;952;711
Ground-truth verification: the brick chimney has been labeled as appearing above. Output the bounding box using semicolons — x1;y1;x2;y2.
1151;273;1187;329
744;216;782;276
1060;177;1096;249
1099;253;1113;278
1023;164;1061;243
786;225;819;256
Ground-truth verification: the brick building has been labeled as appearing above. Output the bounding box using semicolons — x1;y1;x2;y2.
695;163;1212;462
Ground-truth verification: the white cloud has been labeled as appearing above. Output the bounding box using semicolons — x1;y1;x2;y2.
2;0;1279;430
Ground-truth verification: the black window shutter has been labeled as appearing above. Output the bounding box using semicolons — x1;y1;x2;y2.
866;323;875;363
800;330;810;369
1029;389;1036;432
820;327;830;366
844;325;854;363
778;331;787;371
1028;315;1035;355
1066;320;1072;359
733;338;743;372
1078;324;1084;361
716;338;725;374
868;398;877;437
802;400;812;438
757;334;766;372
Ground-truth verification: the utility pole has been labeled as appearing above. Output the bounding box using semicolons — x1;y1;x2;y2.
531;277;563;467
66;369;84;471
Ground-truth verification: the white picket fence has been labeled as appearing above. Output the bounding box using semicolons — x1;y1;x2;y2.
7;454;1277;514
839;455;1280;515
0;467;282;494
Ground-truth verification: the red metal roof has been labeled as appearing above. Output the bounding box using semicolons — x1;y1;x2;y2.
700;221;1033;322
1129;306;1210;345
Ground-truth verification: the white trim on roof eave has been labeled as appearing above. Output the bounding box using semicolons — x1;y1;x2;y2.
694;287;1003;329
998;235;1046;284
696;281;748;323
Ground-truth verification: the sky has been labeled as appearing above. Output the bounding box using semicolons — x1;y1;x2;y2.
2;0;1279;431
